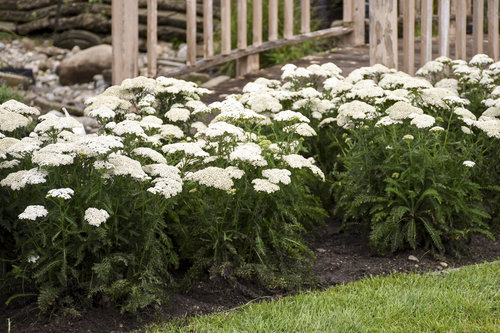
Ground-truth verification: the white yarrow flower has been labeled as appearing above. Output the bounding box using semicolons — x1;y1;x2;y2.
262;168;292;185
46;188;74;200
252;178;280;193
84;207;110;227
463;160;475;168
19;205;48;220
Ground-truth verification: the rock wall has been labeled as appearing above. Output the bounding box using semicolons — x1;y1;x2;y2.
0;0;209;45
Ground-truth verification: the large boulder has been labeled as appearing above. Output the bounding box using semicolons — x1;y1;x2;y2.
58;44;112;85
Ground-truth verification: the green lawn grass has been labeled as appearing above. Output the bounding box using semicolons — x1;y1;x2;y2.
148;261;499;332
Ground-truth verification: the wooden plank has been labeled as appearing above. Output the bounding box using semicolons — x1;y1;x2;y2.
439;0;450;57
488;0;499;61
159;27;353;77
472;0;484;54
403;0;415;74
186;0;196;66
269;0;278;41
236;0;248;76
248;0;262;72
421;0;432;64
147;0;157;78
112;0;139;85
203;0;213;59
352;0;365;46
369;0;398;69
343;0;353;23
301;0;310;34
284;0;293;39
456;0;467;60
221;0;230;55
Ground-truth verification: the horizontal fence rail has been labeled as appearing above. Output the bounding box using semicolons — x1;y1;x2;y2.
111;0;500;84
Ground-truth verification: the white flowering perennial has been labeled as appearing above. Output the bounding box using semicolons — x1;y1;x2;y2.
184;167;234;191
19;205;48;221
284;123;317;137
1;99;40;116
282;154;325;180
132;147;167;164
46;188;74;200
463;160;476;168
162;142;209;157
273;110;310;123
165;106;191;122
84;207;110;227
0;109;31;132
1;168;48;190
252;178;280;193
107;153;150;181
336;101;378;129
229;142;268;167
262;168;292;185
410;114;436;129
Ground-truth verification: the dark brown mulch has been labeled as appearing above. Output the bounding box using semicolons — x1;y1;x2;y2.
1;216;499;333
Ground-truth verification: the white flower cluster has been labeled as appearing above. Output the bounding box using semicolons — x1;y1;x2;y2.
19;205;48;220
84;207;110;227
185;166;234;191
46;188;74;200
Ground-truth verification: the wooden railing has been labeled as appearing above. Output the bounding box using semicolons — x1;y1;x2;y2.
111;0;359;84
111;0;500;85
372;0;500;75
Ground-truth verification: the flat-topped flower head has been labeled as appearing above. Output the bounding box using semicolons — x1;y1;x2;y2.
0;109;31;132
1;99;40;116
262;168;292;185
132;147;167;164
470;54;494;67
336;101;378;128
410;114;436;128
184;166;234;191
273;110;310;123
46;188;74;200
463;160;475;168
0;168;48;190
162;142;209;157
84;207;109;227
229;142;268;167
165;106;191;122
19;205;48;221
252;178;280;193
284;123;317;137
34;113;82;135
107;153;150;181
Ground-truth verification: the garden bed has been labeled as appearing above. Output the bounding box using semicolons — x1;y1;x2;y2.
1;218;498;333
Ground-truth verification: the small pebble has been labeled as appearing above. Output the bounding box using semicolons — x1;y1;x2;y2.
408;255;419;262
316;248;327;253
439;261;448;268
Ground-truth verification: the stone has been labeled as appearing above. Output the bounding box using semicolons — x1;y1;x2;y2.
408;255;419;262
0;72;31;89
58;44;112;85
0;42;5;51
176;43;187;60
21;37;36;50
201;75;230;88
439;262;448;268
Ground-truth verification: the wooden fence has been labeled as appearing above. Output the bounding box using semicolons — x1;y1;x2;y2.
372;0;499;74
111;0;500;84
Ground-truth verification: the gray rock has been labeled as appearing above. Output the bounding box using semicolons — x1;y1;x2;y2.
0;42;5;51
58;44;112;85
0;72;31;89
177;44;188;60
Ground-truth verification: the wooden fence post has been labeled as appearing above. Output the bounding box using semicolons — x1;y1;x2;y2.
284;0;294;39
147;0;157;78
421;0;432;65
352;0;365;46
472;0;484;55
369;0;397;68
236;0;248;76
488;0;499;61
403;0;415;74
186;0;197;66
301;0;311;34
248;0;262;72
456;0;467;59
221;0;231;55
438;0;450;58
203;0;214;60
112;0;138;85
269;0;278;41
